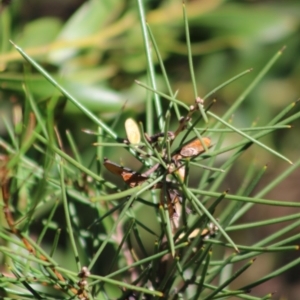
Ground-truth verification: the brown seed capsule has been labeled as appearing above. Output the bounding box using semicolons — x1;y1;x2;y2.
179;137;211;158
103;158;148;187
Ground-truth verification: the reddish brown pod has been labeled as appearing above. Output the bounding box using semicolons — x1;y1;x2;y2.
103;158;148;188
178;137;211;159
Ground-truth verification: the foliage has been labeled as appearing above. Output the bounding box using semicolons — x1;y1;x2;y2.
0;1;300;299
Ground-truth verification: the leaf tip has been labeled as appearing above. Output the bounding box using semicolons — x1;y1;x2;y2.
9;39;16;47
280;45;286;53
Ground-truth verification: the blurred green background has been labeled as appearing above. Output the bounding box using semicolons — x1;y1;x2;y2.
1;0;299;156
0;0;300;299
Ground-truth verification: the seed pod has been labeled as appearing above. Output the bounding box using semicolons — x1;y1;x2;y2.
160;188;182;233
103;158;148;187
125;118;141;145
179;137;211;158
